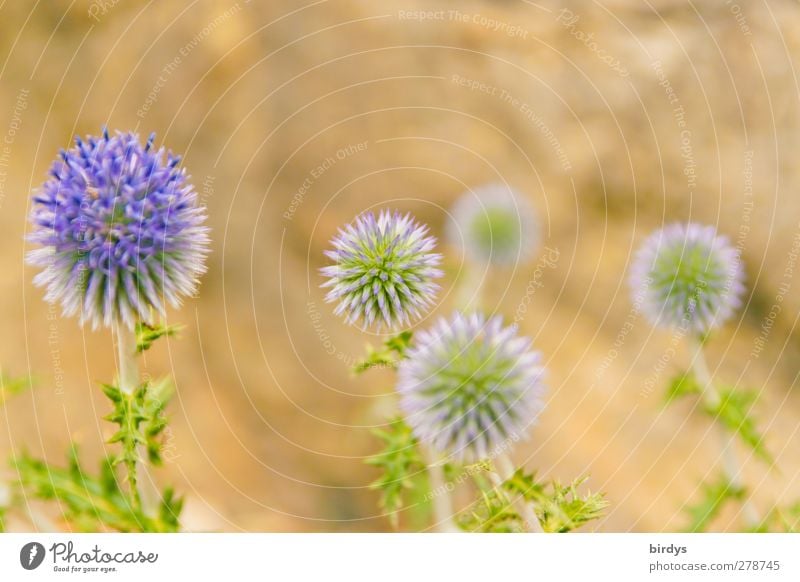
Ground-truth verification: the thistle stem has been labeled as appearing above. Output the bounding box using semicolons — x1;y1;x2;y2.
425;450;459;533
496;454;544;533
689;337;760;528
114;322;145;515
115;322;139;396
455;262;485;312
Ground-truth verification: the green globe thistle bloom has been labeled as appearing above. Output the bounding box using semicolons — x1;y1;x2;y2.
448;184;539;266
630;223;745;334
398;312;546;462
320;210;443;330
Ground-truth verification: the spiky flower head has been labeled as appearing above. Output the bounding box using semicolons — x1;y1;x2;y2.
630;223;745;334
448;183;538;266
397;312;545;462
321;210;442;330
28;129;210;330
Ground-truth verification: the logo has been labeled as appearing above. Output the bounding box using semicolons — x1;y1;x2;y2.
20;542;46;570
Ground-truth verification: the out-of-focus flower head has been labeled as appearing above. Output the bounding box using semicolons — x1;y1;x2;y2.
397;312;545;462
448;183;538;266
630;222;745;334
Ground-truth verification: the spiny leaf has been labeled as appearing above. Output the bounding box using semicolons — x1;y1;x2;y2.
684;474;745;532
135;321;182;353
103;378;174;470
365;417;425;529
665;373;773;465
353;331;413;374
13;445;181;532
704;387;773;465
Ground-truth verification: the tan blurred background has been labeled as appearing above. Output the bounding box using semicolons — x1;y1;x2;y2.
0;0;799;532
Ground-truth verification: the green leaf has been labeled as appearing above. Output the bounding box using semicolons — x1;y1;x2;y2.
0;372;33;407
13;445;181;532
135;321;182;353
751;499;800;533
664;372;701;405
353;331;413;374
704;387;773;465
665;373;773;465
684;474;745;532
365;417;426;529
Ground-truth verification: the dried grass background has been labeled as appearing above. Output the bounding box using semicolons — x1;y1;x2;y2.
1;0;799;531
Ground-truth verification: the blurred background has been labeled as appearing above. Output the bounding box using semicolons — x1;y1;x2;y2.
0;0;799;532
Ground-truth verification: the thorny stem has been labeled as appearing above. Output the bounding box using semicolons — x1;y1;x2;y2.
495;453;544;533
689;336;760;528
425;450;459;533
114;322;146;516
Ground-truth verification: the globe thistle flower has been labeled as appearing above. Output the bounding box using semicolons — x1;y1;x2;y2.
448;183;538;266
28;129;210;330
321;210;442;330
630;223;745;335
397;312;545;462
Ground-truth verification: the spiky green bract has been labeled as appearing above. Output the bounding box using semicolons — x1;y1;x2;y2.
448;183;539;266
321;210;442;330
458;471;607;533
353;331;413;374
135;321;183;353
398;312;545;463
630;223;745;334
27;129;209;330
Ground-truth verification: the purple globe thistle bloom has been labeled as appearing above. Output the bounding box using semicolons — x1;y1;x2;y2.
629;223;745;335
448;183;539;266
397;312;545;462
28;129;210;329
321;210;442;330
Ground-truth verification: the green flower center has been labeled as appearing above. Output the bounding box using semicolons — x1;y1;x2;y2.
651;243;726;306
469;208;520;256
